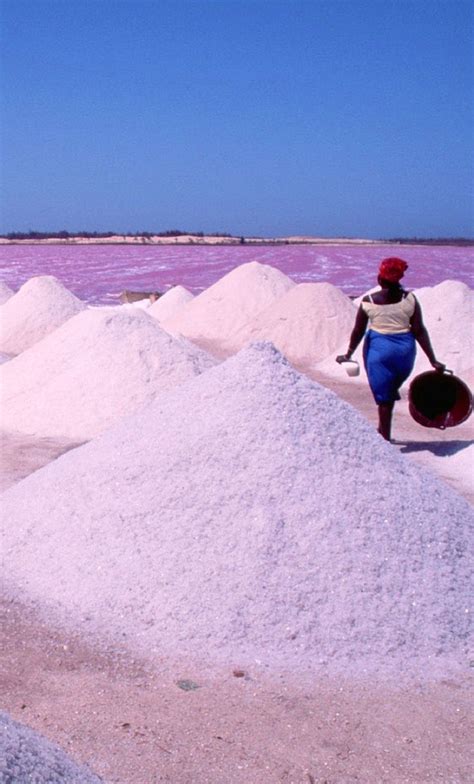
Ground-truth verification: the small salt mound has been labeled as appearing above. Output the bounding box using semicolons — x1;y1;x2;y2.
149;285;194;322
0;712;102;783
2;343;472;678
0;280;14;304
161;261;295;356
316;279;474;384
0;275;85;355
0;308;215;440
232;282;357;368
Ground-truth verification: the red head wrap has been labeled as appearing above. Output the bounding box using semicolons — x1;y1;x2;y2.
378;257;408;283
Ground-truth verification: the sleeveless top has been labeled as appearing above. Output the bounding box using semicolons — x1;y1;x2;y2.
361;291;416;334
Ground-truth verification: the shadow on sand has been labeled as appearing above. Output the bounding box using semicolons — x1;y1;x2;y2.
394;439;473;457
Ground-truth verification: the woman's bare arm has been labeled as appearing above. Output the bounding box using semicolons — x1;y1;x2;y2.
336;305;368;362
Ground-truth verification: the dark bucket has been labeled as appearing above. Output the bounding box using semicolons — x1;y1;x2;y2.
408;371;472;429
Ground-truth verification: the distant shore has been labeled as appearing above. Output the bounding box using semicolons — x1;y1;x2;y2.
0;234;378;246
1;234;472;247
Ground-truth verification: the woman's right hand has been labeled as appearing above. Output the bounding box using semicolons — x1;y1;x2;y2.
431;360;446;372
336;353;351;364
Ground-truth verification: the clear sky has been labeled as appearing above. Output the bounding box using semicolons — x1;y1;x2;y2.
1;0;473;237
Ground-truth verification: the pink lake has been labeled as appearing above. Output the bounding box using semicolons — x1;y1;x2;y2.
0;243;472;304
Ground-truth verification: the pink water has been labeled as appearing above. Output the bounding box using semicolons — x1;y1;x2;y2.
0;243;472;304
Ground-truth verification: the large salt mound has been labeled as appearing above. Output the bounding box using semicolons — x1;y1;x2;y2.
149;284;194;321
317;279;474;383
0;712;102;783
2;343;472;678
161;261;295;356
0;308;215;440
0;275;85;355
232;282;357;368
0;280;14;304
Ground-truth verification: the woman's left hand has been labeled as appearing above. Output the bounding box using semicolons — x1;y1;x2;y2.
336;353;352;364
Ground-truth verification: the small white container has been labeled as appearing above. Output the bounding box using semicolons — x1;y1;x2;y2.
344;360;360;377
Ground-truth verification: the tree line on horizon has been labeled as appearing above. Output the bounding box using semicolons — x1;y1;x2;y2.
386;237;473;246
0;229;234;240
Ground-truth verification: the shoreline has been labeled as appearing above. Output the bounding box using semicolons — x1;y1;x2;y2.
1;235;472;247
0;235;381;247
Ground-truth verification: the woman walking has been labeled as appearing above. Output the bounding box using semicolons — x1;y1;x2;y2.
336;258;445;441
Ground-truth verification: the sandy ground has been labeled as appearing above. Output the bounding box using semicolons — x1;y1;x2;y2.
1;373;473;783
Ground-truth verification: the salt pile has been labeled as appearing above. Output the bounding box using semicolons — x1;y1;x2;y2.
149;284;194;321
0;275;85;355
2;343;472;678
162;261;295;356
0;308;215;440
0;711;102;783
317;279;474;383
232;282;357;368
413;280;473;376
0;280;14;304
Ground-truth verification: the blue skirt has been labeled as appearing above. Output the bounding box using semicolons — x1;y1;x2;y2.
363;330;416;404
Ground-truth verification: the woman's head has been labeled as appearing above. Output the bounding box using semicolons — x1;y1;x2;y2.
378;257;408;287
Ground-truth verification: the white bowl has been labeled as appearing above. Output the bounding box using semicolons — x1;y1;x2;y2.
345;361;360;377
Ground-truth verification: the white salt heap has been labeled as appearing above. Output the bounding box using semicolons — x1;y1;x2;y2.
0;275;85;355
149;284;194;321
0;712;102;783
413;280;473;376
0;280;14;304
0;308;215;440
2;343;472;678
162;261;295;356
232;282;357;368
317;279;474;383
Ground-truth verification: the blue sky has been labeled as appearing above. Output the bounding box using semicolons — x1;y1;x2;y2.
1;0;472;237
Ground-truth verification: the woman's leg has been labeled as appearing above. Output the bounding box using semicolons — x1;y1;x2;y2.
378;401;395;441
